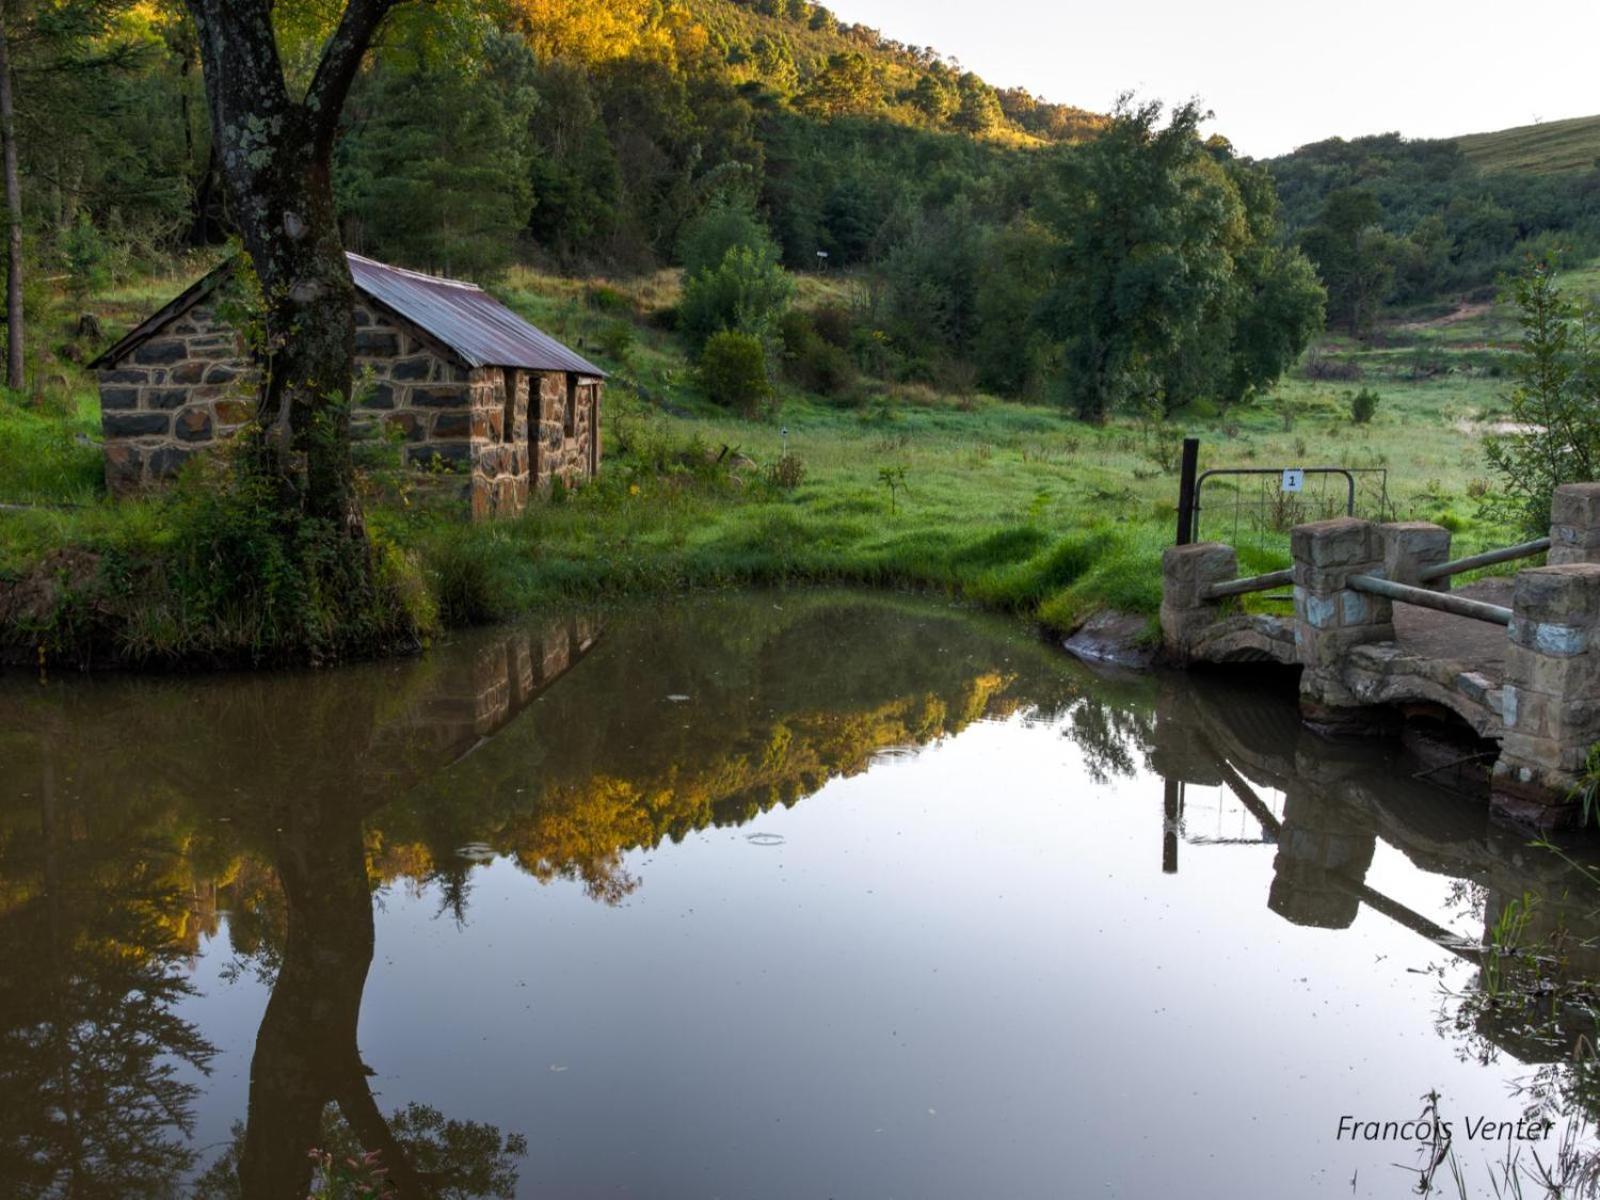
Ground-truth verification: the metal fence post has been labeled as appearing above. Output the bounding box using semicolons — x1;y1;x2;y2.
1176;437;1199;545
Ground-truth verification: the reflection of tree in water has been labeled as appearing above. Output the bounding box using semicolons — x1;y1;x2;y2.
0;592;1110;1196
1064;694;1157;785
0;747;215;1199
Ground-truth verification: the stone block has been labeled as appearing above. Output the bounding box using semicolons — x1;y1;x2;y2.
1291;517;1376;569
1161;542;1236;598
355;329;400;356
103;411;170;438
99;386;138;411
99;368;149;385
132;338;186;365
1508;616;1588;657
1512;564;1600;625
1380;521;1451;591
431;410;471;439
1504;642;1600;701
410;386;470;408
175;408;214;443
147;388;190;411
390;356;432;381
204;363;246;385
171;360;207;384
1552;482;1600;530
1305;593;1338;629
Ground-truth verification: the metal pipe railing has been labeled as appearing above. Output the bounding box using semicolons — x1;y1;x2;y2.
1347;574;1512;626
1201;568;1294;601
1417;536;1550;583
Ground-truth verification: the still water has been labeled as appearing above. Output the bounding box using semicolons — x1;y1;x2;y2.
2;590;1597;1199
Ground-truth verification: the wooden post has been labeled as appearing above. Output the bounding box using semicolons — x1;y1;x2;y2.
1175;437;1199;545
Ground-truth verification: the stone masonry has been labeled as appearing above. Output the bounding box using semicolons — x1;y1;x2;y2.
1159;485;1600;828
1291;516;1394;732
1492;563;1600;827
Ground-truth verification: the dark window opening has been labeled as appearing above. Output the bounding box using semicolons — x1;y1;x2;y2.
564;374;578;439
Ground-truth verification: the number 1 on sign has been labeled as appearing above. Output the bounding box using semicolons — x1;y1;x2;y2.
1281;468;1304;494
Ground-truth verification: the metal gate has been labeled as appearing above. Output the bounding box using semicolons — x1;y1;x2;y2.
1174;439;1393;549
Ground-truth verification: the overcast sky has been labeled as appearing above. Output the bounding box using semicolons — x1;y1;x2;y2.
832;0;1600;157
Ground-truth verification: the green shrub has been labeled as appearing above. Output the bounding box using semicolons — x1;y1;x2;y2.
598;319;636;365
1349;386;1380;424
698;330;772;415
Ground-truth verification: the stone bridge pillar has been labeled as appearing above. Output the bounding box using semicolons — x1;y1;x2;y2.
1292;517;1393;733
1549;483;1600;566
1491;563;1600;828
1160;542;1237;663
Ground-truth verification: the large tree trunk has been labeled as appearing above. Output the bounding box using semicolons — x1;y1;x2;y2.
0;2;25;391
183;0;400;531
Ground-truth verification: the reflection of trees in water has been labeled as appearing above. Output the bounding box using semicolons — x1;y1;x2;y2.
0;592;1108;1196
0;749;215;1199
1064;694;1157;785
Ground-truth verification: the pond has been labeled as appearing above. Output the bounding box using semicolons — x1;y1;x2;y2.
2;590;1598;1199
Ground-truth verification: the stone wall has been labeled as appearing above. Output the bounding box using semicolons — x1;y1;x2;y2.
95;295;604;518
532;372;601;493
96;303;256;492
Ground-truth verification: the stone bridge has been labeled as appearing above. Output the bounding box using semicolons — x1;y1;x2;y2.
1161;482;1600;829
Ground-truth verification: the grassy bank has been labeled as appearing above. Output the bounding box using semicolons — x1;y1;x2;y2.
0;259;1563;669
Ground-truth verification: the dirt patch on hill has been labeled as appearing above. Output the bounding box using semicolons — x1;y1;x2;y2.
1397;301;1495;332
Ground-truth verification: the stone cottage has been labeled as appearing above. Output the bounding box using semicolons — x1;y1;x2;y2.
88;253;606;518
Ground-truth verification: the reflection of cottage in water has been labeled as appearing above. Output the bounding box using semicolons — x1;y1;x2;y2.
89;253;605;518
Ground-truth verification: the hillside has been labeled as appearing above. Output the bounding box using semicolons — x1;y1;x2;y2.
1456;113;1600;174
686;0;1103;144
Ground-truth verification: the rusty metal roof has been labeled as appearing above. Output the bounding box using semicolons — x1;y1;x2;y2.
91;253;606;377
348;254;605;376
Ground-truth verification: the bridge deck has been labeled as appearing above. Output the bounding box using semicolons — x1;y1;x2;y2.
1389;577;1512;687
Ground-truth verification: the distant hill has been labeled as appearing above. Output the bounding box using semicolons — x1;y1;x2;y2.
1456;114;1600;174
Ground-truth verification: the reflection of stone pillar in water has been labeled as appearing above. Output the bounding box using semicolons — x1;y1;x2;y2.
1162;778;1183;874
1267;791;1377;930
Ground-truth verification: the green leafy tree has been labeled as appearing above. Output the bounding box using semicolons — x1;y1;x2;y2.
1298;188;1397;337
1034;97;1320;422
1485;259;1600;532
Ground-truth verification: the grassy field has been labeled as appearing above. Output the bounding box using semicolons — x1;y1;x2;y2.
1457;112;1600;174
0;255;1555;664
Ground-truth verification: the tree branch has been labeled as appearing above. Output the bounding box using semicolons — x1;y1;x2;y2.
303;0;401;152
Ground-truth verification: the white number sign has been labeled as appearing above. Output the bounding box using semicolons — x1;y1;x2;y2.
1281;468;1305;494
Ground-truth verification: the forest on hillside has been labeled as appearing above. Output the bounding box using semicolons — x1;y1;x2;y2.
8;0;1600;420
1266;133;1600;333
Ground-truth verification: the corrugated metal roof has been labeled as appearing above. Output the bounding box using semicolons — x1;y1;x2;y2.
348;254;605;376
